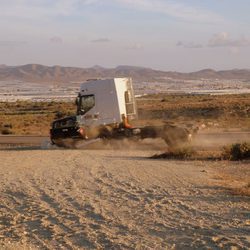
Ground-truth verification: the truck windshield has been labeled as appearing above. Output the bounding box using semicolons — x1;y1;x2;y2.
79;95;95;115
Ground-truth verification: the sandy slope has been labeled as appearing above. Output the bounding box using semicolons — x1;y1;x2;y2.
0;148;249;249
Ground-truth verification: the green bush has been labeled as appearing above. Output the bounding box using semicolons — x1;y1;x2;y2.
222;142;250;160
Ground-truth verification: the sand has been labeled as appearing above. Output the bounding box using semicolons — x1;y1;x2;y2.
0;145;249;249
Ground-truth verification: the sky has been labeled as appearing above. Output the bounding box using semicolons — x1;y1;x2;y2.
0;0;250;72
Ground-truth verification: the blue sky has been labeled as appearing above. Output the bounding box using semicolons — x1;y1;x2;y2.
0;0;250;72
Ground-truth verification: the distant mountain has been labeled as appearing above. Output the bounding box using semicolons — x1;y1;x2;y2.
0;64;250;84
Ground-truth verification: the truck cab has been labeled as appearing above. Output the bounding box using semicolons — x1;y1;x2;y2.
50;78;138;145
76;78;137;127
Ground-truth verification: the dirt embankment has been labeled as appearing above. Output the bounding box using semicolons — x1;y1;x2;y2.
0;148;249;249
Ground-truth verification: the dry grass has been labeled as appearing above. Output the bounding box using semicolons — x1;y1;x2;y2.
137;93;250;130
151;147;195;160
0;101;75;135
0;93;250;135
151;142;250;163
151;149;224;161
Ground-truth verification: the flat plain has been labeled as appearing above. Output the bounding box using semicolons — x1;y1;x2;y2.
0;94;249;249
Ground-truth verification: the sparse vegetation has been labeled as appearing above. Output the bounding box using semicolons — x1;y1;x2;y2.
222;142;250;160
0;123;13;135
137;93;250;130
151;147;195;160
1;128;13;135
0;101;75;135
152;142;250;161
0;93;249;135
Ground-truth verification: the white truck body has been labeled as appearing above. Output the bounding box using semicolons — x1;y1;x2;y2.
77;78;137;127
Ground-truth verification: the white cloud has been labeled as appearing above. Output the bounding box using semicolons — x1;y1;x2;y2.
91;38;111;43
176;41;203;49
126;43;144;50
113;0;223;23
208;32;250;47
0;0;99;19
177;32;250;50
0;0;223;24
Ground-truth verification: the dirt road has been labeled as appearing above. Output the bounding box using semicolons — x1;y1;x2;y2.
0;131;249;148
0;135;47;147
0;148;249;249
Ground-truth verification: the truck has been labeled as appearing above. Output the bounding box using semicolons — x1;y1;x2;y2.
50;78;194;148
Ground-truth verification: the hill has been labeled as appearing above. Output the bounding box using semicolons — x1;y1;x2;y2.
0;64;250;83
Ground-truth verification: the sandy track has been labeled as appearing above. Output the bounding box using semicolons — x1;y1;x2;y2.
0;148;249;249
0;131;249;149
0;136;47;146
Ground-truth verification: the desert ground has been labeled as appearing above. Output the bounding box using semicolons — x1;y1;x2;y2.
0;135;249;250
0;94;249;249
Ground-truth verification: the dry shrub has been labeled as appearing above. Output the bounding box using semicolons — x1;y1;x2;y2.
151;147;195;160
222;142;250;161
1;128;13;135
1;124;13;134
